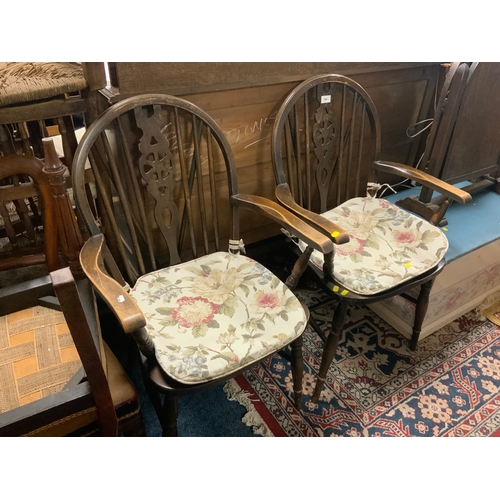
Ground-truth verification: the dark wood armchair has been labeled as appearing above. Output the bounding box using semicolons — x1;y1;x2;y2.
70;93;337;435
270;73;472;403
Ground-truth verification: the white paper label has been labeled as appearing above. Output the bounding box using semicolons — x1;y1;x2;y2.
321;95;331;104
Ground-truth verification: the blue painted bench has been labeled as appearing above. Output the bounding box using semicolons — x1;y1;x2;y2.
368;186;500;343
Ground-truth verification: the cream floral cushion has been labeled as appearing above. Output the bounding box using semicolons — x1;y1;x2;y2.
298;197;449;295
130;252;307;384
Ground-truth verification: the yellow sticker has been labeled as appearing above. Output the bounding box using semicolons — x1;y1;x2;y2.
333;285;339;292
331;231;340;238
341;290;349;296
405;263;412;268
442;227;448;231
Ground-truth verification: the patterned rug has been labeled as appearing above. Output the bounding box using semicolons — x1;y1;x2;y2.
225;271;500;437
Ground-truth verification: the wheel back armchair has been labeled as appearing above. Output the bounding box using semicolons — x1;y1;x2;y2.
270;74;472;403
71;93;334;435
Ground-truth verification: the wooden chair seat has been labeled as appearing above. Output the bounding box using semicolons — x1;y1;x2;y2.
0;305;82;412
0;62;104;168
0;63;86;107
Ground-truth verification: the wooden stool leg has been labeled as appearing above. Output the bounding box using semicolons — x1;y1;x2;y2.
311;301;348;404
410;279;434;350
290;335;304;410
161;394;179;437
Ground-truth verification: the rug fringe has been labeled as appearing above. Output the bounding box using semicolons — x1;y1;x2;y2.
223;379;274;437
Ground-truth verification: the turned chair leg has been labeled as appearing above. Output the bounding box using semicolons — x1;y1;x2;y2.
290;335;304;410
410;279;434;351
311;301;349;404
161;394;179;437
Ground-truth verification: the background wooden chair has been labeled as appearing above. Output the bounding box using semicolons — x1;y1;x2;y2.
0;153;58;274
71;93;334;436
0;266;145;436
270;74;472;403
396;62;500;222
0;62;106;168
0;138;83;279
426;63;500;191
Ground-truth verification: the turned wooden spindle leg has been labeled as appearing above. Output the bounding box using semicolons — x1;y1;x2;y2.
42;138;84;278
322;251;334;280
311;300;348;404
410;279;434;350
285;246;313;290
161;394;179;437
290;335;304;410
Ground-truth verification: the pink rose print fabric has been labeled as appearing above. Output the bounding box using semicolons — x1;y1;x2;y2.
130;252;307;384
298;197;449;295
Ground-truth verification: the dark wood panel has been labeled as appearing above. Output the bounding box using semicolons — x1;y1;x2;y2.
112;62;440;96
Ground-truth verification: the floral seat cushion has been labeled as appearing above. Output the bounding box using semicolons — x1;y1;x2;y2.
298;197;449;296
130;252;307;384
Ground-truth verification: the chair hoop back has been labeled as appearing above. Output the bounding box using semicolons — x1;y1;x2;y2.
72;94;241;285
271;74;381;213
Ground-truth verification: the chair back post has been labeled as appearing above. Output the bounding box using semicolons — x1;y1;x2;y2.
51;267;119;437
42;138;84;277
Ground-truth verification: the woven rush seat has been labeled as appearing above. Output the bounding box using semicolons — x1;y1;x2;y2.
0;298;144;437
297;196;449;295
0;305;82;413
130;251;307;384
0;62;86;107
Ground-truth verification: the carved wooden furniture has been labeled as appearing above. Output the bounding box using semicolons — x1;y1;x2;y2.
270;74;472;403
396;62;500;222
440;63;500;187
93;63;442;249
0;62;106;168
0;267;145;436
0;138;83;276
0;152;58;273
71;93;334;436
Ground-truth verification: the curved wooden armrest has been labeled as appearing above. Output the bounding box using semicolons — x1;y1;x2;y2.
232;193;335;254
0;154;49;185
79;234;146;334
373;160;473;204
274;184;350;244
